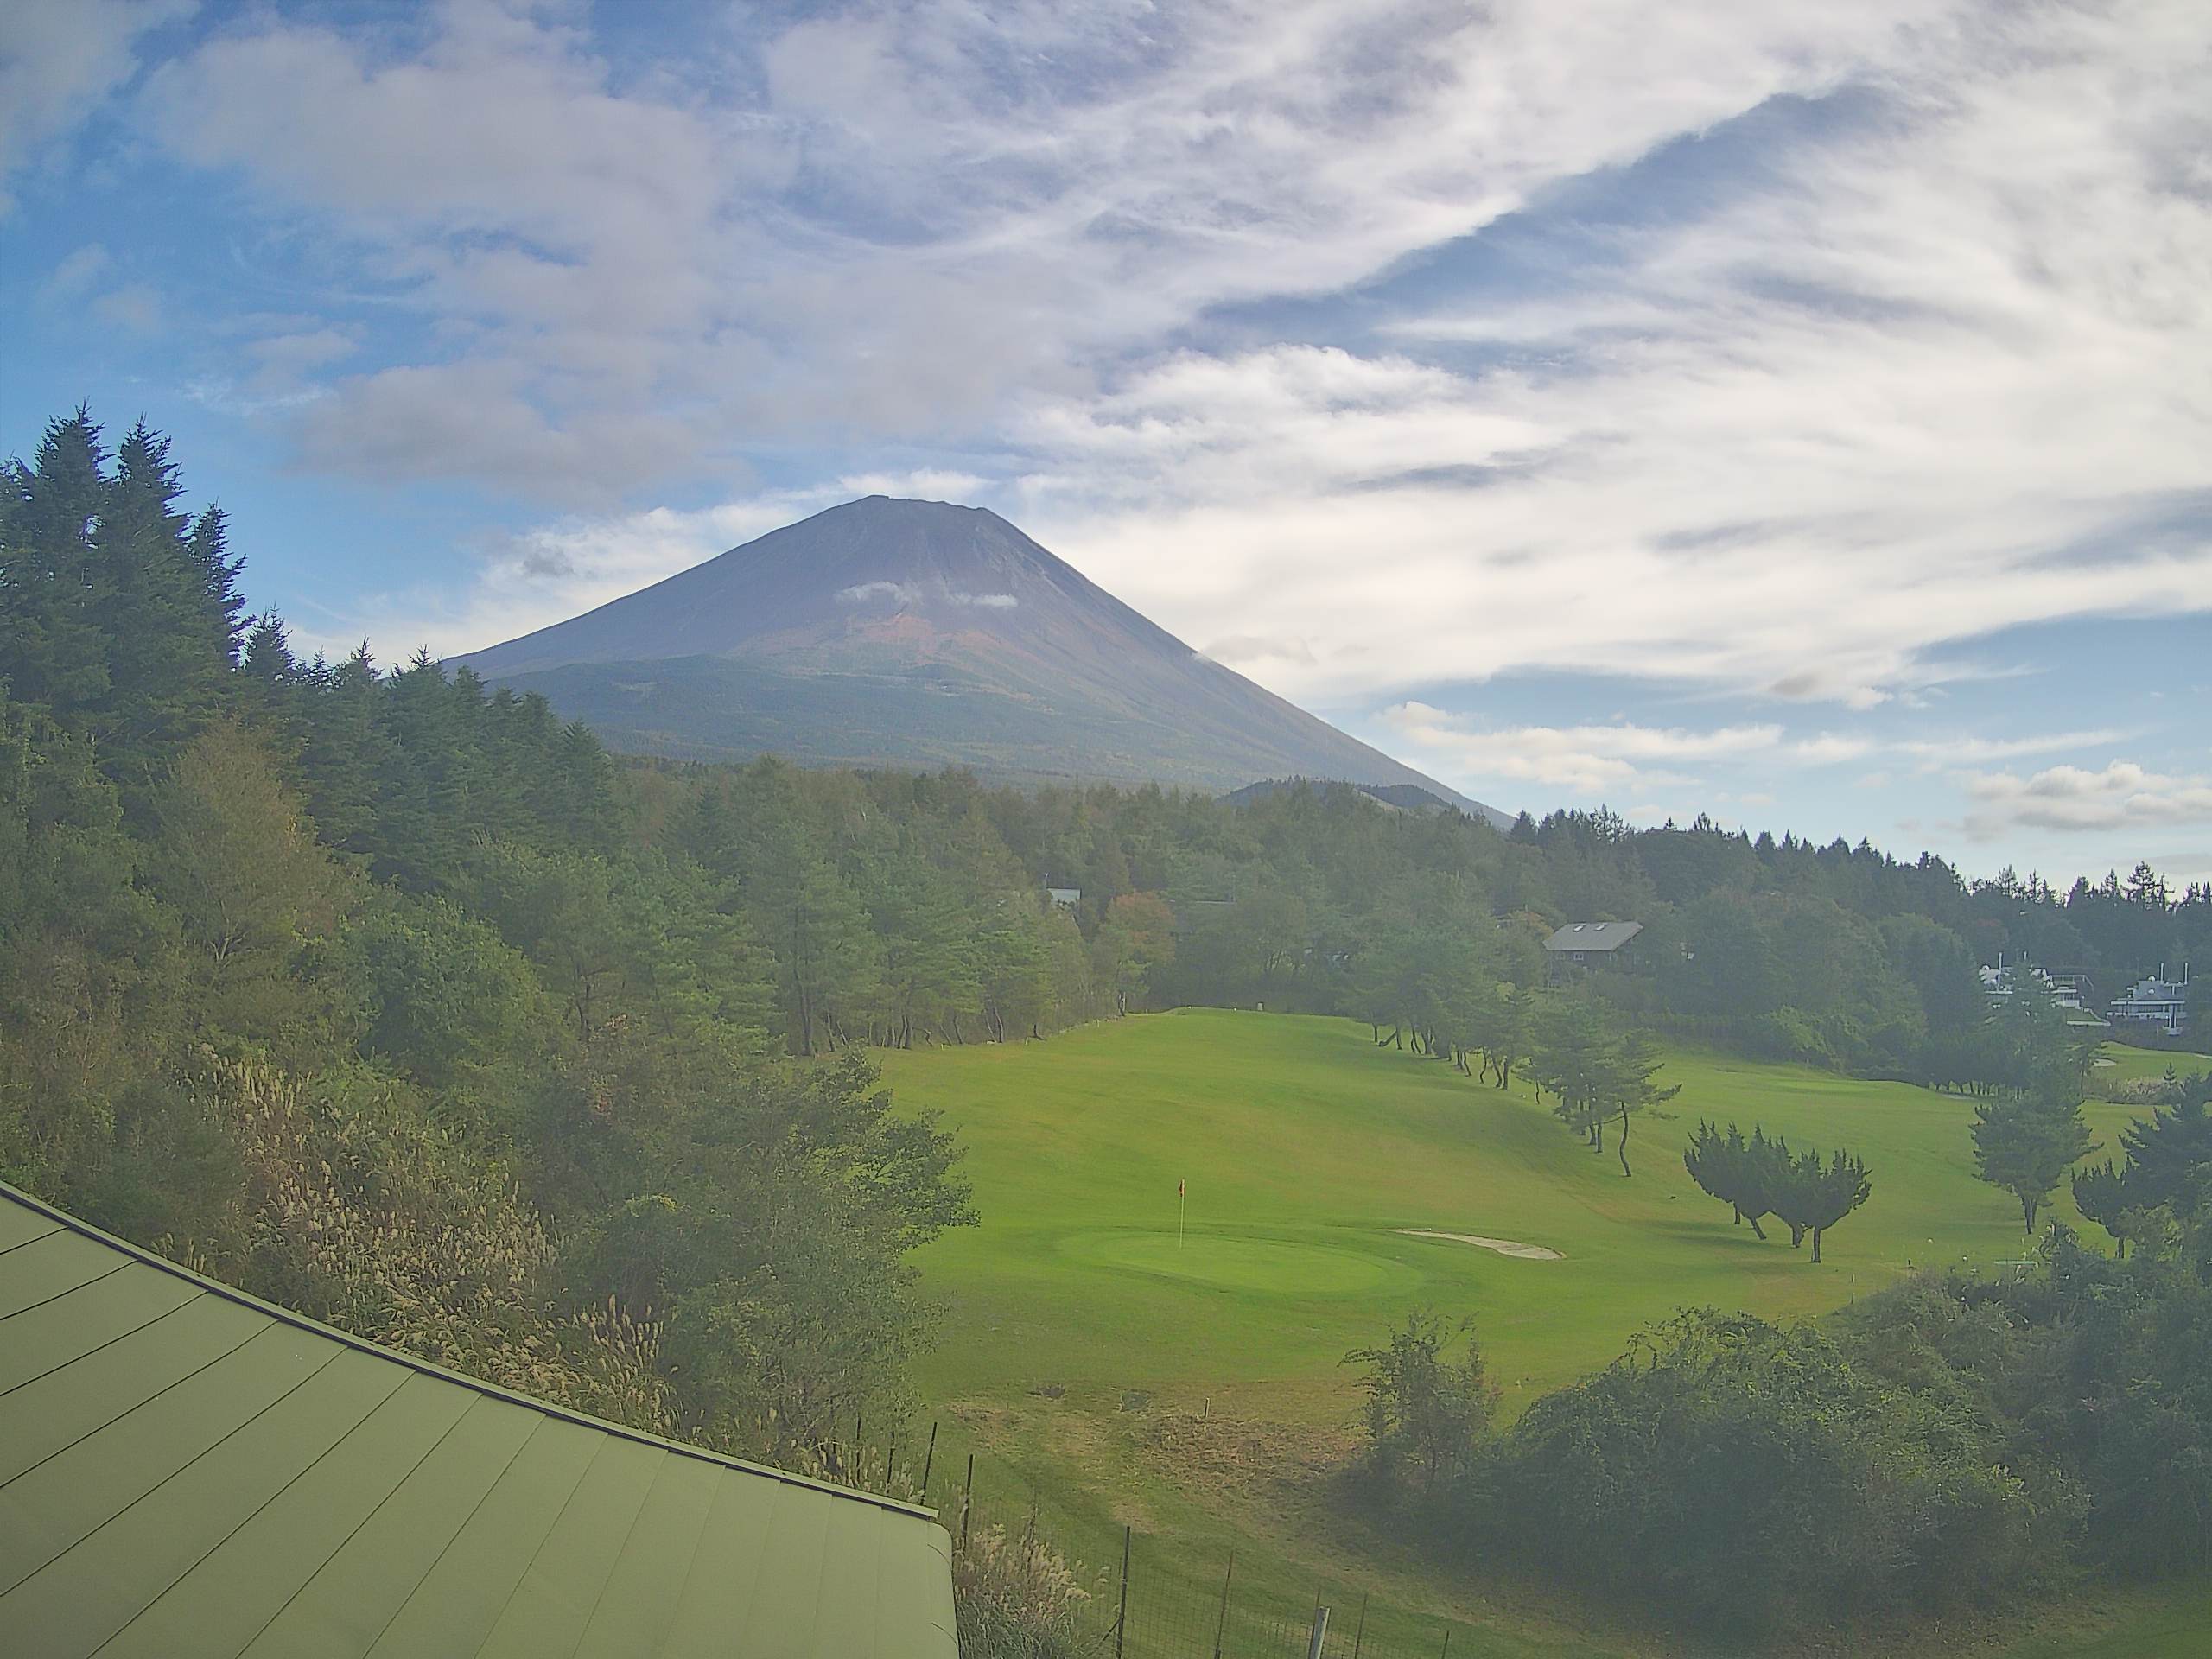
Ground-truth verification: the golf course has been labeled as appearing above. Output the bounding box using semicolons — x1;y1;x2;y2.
881;1009;2211;1657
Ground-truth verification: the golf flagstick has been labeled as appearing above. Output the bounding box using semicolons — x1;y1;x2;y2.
1179;1178;1185;1244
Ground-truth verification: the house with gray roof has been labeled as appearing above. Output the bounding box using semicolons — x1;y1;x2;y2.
1542;921;1644;978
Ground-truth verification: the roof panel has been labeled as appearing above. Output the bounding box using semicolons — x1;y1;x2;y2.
570;1447;724;1659
810;1491;890;1659
1;1324;334;1592
0;1347;401;1657
472;1435;665;1657
99;1371;476;1659
361;1417;599;1659
241;1395;540;1659
0;1203;60;1252
0;1229;125;1319
0;1179;957;1659
0;1294;264;1486
752;1484;834;1658
657;1450;781;1650
0;1263;199;1393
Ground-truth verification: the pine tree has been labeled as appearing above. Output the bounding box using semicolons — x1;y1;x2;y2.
0;410;115;721
97;420;242;768
1601;1026;1680;1177
2070;1159;2138;1258
1770;1145;1872;1262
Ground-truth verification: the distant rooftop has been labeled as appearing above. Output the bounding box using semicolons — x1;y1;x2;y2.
1543;921;1644;952
0;1180;957;1659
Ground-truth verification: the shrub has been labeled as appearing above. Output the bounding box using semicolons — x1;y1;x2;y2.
1344;1311;1497;1500
1468;1307;2048;1640
952;1523;1096;1659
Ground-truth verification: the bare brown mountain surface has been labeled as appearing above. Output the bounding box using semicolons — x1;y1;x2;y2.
452;496;1505;820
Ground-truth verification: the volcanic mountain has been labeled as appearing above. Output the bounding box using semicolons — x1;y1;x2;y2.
450;497;1505;821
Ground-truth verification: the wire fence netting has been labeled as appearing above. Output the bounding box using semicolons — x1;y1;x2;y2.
810;1421;1474;1659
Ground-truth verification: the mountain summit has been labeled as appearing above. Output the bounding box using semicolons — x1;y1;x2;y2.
452;497;1505;820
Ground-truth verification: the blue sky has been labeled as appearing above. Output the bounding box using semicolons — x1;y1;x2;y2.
4;0;2208;886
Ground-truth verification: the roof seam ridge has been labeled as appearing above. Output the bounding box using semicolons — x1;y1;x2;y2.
0;1257;135;1326
0;1286;207;1402
0;1309;267;1511
88;1358;415;1659
233;1378;491;1655
0;1222;65;1258
359;1400;550;1658
5;1335;346;1600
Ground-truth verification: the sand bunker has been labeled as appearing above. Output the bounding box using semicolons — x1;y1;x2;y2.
1393;1228;1562;1262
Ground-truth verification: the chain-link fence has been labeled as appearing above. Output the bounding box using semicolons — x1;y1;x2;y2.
808;1419;1472;1659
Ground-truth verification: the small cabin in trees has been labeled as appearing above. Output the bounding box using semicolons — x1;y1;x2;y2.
1542;920;1643;980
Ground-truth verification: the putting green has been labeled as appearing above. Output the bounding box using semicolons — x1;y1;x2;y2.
1058;1230;1408;1294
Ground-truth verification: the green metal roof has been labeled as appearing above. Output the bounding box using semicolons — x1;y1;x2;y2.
0;1180;958;1659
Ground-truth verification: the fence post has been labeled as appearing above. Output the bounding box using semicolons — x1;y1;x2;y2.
1306;1605;1330;1659
961;1454;975;1550
921;1421;938;1499
1351;1592;1368;1659
1211;1549;1235;1659
1115;1526;1131;1659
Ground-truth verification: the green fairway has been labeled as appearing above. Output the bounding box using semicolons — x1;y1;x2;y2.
880;1010;2203;1657
2094;1040;2210;1084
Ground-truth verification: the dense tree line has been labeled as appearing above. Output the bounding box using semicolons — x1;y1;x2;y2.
929;791;2209;1079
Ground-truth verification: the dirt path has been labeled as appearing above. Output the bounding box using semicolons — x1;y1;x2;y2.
1391;1228;1563;1261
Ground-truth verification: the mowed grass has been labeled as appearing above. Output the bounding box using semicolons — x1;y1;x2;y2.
2094;1042;2209;1084
880;1013;2209;1657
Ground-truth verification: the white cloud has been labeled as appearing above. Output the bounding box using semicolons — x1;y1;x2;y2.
839;581;920;606
1370;706;2164;817
118;1;1953;499
1378;703;1784;794
38;243;110;302
89;282;160;333
1961;760;2212;840
0;0;189;213
1790;734;1876;766
1894;729;2133;769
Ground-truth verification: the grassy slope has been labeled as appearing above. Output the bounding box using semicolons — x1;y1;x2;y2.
880;1014;2209;1658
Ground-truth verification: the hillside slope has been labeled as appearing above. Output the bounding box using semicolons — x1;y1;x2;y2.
451;497;1507;820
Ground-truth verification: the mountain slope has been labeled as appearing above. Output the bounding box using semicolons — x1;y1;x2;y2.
451;497;1507;823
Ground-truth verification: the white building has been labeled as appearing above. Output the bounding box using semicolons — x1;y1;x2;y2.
2107;970;2191;1036
1980;957;2108;1029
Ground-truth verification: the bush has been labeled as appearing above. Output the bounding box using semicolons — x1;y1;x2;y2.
952;1523;1096;1659
1344;1311;1498;1500
1468;1307;2044;1640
